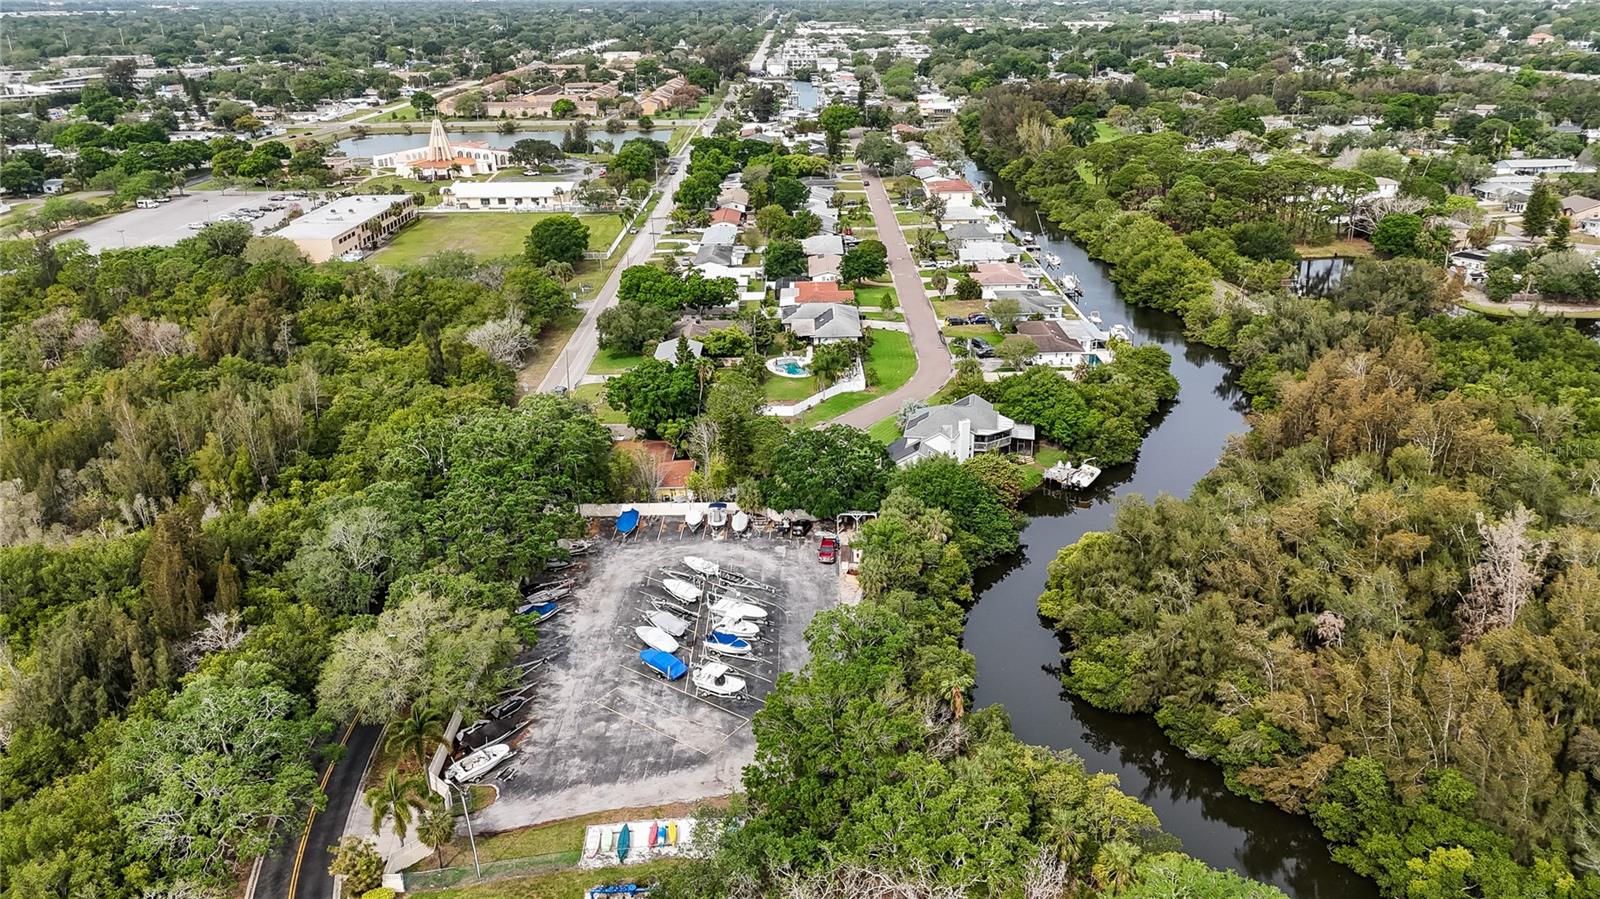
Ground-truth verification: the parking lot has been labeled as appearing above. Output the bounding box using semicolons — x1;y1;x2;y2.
468;525;840;833
63;190;298;252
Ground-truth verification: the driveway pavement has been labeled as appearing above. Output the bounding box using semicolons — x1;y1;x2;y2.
828;176;953;428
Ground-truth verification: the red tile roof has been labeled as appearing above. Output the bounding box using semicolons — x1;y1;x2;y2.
970;262;1029;286
710;207;743;224
658;460;696;489
926;178;976;194
795;281;856;303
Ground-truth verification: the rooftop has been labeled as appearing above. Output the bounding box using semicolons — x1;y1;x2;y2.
276;195;411;240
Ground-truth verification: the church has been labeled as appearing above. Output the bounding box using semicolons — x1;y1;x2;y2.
370;118;512;179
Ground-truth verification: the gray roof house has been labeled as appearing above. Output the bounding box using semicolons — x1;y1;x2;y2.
943;222;1003;246
990;288;1068;320
888;395;1035;466
654;336;705;362
779;302;862;344
801;234;845;256
694;243;736;266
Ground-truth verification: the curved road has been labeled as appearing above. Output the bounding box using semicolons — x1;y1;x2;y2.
828;176;952;427
252;723;384;899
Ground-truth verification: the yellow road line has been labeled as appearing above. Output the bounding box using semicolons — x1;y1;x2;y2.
287;721;357;899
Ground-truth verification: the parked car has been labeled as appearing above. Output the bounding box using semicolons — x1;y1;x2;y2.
971;341;996;358
966;313;990;325
818;535;839;565
946;316;967;326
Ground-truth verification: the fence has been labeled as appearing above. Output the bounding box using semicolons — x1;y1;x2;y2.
399;850;580;892
759;362;867;417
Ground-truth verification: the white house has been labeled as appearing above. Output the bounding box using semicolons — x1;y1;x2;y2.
957;239;1015;265
1014;320;1112;370
1492;157;1595;177
440;180;580;210
1449;249;1491;283
779;302;862;344
888;395;1035;466
925;178;977;207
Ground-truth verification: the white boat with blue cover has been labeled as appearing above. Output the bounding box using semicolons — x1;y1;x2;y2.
704;629;753;656
714;617;759;639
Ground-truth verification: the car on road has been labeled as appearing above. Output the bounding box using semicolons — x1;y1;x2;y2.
818;535;839;564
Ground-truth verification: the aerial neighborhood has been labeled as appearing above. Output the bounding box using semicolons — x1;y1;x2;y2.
4;4;1600;899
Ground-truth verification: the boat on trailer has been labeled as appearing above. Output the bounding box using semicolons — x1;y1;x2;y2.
703;629;753;656
713;617;759;639
646;609;690;637
731;511;750;534
662;577;702;604
693;661;748;697
683;555;720;578
709;595;768;621
446;742;514;783
635;625;680;654
616;507;641;538
639;648;687;680
706;502;728;528
684;507;704;530
515;599;561;622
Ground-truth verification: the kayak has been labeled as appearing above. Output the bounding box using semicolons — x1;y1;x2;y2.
617;823;632;862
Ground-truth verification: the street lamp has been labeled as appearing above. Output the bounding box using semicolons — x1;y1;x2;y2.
447;780;482;878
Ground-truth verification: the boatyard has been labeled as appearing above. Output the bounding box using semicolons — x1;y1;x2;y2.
469;530;840;833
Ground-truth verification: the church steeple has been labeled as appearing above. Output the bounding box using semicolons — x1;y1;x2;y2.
426;117;451;161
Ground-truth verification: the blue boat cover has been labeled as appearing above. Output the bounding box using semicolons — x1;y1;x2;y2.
639;648;687;680
588;886;645;896
706;630;749;649
517;600;558;618
617;508;640;534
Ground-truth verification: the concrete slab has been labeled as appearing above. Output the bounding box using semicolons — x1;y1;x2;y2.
469;531;839;833
61;190;297;252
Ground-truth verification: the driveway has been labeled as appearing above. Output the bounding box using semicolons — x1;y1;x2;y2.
827;176;952;428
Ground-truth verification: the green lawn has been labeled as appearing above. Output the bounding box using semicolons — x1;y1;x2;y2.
934;299;987;318
853;286;897;308
867;416;902;444
796;329;917;426
764;373;822;403
945;324;1001;346
572;383;628;423
588;348;646;375
1094;121;1123;143
372;213;622;266
895;210;930;225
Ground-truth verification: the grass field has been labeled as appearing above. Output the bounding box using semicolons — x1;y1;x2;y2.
945;324;1001;346
867;416;902;444
1296;237;1375;258
797;330;917;426
372;213;623;266
572;382;628;423
1095;121;1123;142
588;348;647;374
853;286;897;308
412;800;714;874
763;372;822;403
1460;299;1600;320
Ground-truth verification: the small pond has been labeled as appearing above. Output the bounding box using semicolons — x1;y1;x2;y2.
1293;256;1355;296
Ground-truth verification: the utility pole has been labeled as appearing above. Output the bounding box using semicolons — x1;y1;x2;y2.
448;781;482;878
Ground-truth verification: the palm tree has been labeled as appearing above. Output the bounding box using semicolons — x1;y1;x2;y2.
1092;840;1141;894
418;808;457;870
367;769;429;845
386;706;446;770
930;270;949;297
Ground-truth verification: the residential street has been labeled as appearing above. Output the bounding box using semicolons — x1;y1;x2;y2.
531;28;775;395
251;723;384;899
827;175;953;427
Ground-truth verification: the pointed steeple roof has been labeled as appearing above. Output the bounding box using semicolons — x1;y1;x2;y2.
426;117;451;161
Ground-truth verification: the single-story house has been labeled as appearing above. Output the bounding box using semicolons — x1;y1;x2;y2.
694;243;737;267
440;180;580;210
1449;249;1491;282
700;222;740;246
782;280;857;305
957;239;1016;265
990;288;1068;320
943;221;1004;247
654;336;705;362
808;253;842;280
1562;195;1600;226
888;394;1035;466
892;123;922;141
717;185;751;212
710;206;744;225
925;178;977;206
801;234;845;256
1015;320;1100;369
969;262;1032;297
779;302;862;343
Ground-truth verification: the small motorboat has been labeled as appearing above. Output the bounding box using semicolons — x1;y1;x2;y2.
558;538;596;555
515;599;560;621
525;582;571;602
1109;323;1132;341
1069;459;1102;489
731;511;750;534
445;742;513;783
693;661;748;697
1087;310;1103;324
683;555;720;578
706;503;728;528
714;617;759;639
684;507;704;530
647;609;690;637
704;629;753;656
1043;251;1062;267
617;507;640;537
617;823;631;862
635;625;680;654
709;596;767;621
545;558;574;572
662;578;702;604
1059;273;1082;294
640;648;687;680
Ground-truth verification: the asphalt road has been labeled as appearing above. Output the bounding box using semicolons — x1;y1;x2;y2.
533;28;775;394
253;723;384;899
828;176;953;428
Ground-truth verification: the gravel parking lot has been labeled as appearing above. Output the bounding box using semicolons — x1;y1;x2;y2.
63;190;297;252
469;526;840;833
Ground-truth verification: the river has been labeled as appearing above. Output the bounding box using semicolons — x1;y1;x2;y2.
960;165;1382;899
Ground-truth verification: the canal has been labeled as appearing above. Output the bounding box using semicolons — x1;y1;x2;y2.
960;165;1382;899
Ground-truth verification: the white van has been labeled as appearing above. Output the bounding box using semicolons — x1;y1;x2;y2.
136;199;158;209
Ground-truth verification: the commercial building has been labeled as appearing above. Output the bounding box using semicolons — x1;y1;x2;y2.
276;194;418;262
439;180;580;210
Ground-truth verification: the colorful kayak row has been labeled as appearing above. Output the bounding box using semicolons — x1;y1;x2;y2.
585;820;685;863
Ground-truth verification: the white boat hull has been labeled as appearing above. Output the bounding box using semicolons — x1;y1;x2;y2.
714;617;759;638
709;597;767;621
636;625;680;654
703;635;753;656
648;610;690;637
683;555;719;577
684;509;704;528
663;578;702;603
692;663;747;696
446;743;513;783
731;511;750;532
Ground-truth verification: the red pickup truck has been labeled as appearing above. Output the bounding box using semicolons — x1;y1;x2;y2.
818;535;839;564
